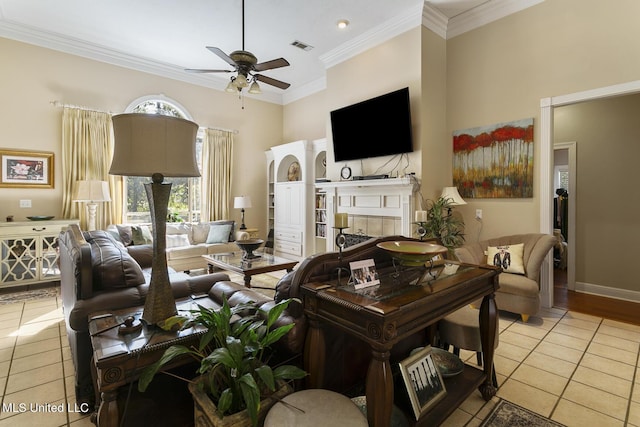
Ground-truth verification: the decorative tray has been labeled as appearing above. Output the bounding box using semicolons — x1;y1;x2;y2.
27;216;55;221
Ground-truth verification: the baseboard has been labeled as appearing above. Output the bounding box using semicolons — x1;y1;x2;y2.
575;281;640;303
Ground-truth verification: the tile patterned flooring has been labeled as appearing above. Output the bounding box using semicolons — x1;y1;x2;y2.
0;293;638;426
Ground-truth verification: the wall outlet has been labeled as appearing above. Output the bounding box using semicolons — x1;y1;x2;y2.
19;199;32;208
475;209;483;220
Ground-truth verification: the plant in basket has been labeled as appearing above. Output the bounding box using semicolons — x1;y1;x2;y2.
138;297;306;427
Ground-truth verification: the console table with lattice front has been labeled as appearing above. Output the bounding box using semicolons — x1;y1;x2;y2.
0;219;79;288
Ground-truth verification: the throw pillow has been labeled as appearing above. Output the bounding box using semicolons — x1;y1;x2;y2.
116;225;133;246
191;223;210;244
206;223;233;244
486;243;525;274
84;231;145;290
166;234;190;248
131;225;153;245
207;220;236;242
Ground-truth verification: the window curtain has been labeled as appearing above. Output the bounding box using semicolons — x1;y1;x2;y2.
61;107;124;229
201;129;234;221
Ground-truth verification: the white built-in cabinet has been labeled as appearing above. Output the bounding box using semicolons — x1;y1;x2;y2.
0;219;79;288
266;139;326;260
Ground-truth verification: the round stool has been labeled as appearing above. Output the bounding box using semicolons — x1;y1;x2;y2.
264;389;368;427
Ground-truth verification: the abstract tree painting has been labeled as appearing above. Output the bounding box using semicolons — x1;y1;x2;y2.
453;118;534;198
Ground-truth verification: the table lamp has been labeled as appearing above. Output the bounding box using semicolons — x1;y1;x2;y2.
110;113;199;325
234;195;252;230
440;186;467;215
73;180;111;231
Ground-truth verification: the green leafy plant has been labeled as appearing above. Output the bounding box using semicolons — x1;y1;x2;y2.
138;297;306;427
166;211;184;222
422;196;466;251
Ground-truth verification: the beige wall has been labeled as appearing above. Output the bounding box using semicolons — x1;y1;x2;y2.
554;94;640;292
0;37;282;233
446;0;640;244
283;29;425;182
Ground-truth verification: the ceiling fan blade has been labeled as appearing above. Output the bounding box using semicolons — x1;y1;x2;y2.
254;74;290;90
185;68;232;73
206;46;237;67
254;58;290;72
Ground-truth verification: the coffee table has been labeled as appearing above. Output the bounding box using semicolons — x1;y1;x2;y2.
89;298;220;427
203;252;298;288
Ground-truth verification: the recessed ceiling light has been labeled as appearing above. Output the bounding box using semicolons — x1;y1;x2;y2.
337;19;349;29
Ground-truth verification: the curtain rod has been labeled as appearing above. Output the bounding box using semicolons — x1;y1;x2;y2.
205;126;239;135
50;100;112;114
52;101;239;134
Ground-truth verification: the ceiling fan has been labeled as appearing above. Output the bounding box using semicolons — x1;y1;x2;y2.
185;0;291;94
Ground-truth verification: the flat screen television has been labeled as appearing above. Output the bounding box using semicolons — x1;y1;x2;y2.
330;87;413;162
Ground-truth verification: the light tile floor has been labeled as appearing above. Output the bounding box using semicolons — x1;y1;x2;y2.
443;307;640;427
0;293;638;426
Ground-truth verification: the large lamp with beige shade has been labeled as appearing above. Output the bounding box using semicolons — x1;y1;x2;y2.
110;113;200;325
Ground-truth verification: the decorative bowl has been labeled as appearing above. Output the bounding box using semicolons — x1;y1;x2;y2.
376;241;447;267
410;347;464;377
27;215;55;221
235;239;264;259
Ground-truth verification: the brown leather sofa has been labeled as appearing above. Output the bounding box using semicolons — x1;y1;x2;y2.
58;224;304;408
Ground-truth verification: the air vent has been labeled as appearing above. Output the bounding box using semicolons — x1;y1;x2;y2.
291;40;314;51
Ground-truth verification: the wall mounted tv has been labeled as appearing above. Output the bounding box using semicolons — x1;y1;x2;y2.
330;87;413;162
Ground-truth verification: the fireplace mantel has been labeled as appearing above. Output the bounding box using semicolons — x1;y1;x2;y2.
315;177;419;249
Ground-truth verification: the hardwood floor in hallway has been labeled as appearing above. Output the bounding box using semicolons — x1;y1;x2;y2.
553;268;640;326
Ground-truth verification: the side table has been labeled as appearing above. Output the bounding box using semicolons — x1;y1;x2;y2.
88;298;218;427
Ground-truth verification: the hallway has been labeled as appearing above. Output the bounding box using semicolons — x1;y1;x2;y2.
554;268;640;326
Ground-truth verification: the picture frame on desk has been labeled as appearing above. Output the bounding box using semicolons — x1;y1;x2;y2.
399;345;447;420
0;149;54;188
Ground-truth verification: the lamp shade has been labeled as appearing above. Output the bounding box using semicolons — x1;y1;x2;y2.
110;113;200;178
234;196;252;209
74;180;111;202
440;186;467;206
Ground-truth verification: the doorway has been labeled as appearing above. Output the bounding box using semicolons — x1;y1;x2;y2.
539;79;640;308
552;143;575;292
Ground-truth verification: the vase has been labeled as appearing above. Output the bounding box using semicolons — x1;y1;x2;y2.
189;376;292;427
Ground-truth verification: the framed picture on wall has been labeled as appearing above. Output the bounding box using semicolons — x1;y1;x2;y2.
0;149;54;188
399;345;447;420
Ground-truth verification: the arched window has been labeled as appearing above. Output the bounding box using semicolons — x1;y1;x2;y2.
123;96;202;223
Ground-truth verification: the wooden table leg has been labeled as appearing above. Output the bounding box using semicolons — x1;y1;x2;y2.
366;349;393;427
304;318;326;389
207;263;214;274
478;292;498;400
96;389;119;427
244;274;252;288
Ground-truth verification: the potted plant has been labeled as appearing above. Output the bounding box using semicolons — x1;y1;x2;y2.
138;297;306;427
422;196;465;252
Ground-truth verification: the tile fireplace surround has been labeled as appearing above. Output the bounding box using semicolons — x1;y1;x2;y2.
316;176;419;243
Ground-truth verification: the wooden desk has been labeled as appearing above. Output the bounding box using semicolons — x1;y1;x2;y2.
301;263;500;427
88;298;220;427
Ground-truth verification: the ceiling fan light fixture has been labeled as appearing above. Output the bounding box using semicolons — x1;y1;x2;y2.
225;78;237;93
248;80;261;94
235;73;249;88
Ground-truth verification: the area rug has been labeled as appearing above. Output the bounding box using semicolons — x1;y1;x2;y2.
0;287;59;304
481;400;565;427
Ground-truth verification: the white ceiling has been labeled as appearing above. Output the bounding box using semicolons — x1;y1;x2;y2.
0;0;541;104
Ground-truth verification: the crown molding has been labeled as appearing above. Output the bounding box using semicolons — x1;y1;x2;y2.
282;76;326;105
446;0;545;39
319;3;423;70
421;3;448;39
0;20;284;105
